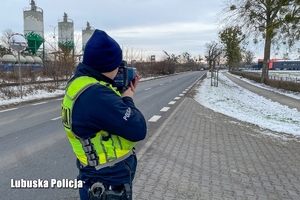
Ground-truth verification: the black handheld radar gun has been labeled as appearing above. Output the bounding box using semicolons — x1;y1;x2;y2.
113;60;137;93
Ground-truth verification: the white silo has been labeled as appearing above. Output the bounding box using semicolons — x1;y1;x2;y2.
82;22;95;51
19;55;26;64
33;56;43;65
58;12;74;54
23;0;44;56
2;55;16;64
25;56;34;64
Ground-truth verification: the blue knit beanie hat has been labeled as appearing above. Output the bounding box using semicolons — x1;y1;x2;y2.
82;29;122;73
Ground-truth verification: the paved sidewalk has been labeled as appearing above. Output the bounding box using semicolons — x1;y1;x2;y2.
223;72;300;111
133;95;300;199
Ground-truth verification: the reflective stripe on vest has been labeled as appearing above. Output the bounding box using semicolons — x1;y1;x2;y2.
61;76;136;168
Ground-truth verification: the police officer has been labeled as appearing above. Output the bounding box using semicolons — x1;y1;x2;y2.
61;29;147;200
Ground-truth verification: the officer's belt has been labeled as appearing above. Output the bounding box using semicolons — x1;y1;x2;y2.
80;149;135;170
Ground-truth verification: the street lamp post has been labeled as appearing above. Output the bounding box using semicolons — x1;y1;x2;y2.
8;33;28;99
49;25;58;52
49;25;57;38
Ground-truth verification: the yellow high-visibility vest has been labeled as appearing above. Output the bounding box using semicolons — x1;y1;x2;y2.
62;76;136;169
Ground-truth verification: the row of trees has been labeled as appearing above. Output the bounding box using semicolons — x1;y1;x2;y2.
204;26;255;71
161;51;204;74
0;29;203;83
208;0;300;83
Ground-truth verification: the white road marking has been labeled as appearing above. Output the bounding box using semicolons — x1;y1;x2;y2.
160;83;164;86
51;116;62;121
174;97;180;100
145;88;151;91
160;107;170;112
148;115;161;122
168;101;176;105
182;91;187;94
179;94;184;96
56;98;63;101
137;98;187;161
31;102;47;106
0;108;18;113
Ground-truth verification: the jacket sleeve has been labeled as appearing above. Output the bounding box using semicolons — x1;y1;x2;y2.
72;85;147;142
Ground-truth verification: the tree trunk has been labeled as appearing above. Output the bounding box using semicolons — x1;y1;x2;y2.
261;30;272;83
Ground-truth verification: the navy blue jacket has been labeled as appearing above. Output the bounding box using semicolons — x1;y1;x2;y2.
70;63;147;142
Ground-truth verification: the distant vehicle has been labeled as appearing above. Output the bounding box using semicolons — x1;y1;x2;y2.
272;60;300;70
200;68;204;71
250;64;259;70
256;59;300;70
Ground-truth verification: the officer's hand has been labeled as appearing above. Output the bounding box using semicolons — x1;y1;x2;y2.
130;75;141;92
121;75;140;99
121;87;134;99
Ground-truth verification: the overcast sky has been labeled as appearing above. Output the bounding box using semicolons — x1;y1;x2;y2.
0;0;268;61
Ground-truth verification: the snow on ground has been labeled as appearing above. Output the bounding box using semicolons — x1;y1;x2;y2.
230;71;300;100
0;76;160;107
0;88;65;106
194;71;300;137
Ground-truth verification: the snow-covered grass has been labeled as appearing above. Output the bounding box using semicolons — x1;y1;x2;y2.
0;85;65;107
194;71;300;137
230;72;300;100
0;76;159;107
243;69;300;82
246;69;300;78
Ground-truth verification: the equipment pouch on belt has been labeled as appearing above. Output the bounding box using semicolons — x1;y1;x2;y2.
88;182;105;200
88;182;131;200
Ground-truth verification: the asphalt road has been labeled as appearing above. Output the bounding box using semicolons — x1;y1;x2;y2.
0;71;205;200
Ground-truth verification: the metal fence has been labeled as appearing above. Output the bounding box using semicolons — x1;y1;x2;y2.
243;71;300;83
268;75;300;82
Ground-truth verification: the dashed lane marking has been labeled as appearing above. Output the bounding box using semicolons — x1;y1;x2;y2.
51;116;62;121
0;108;18;113
179;94;184;96
145;88;151;91
174;97;180;100
160;107;170;112
148;115;161;122
31;102;47;106
137;98;187;161
168;101;176;105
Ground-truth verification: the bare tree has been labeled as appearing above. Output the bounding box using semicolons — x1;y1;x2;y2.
0;29;14;48
197;55;203;62
205;41;223;87
205;41;223;71
244;50;255;66
181;51;192;64
220;0;297;82
122;46;141;64
163;50;180;74
0;45;11;57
